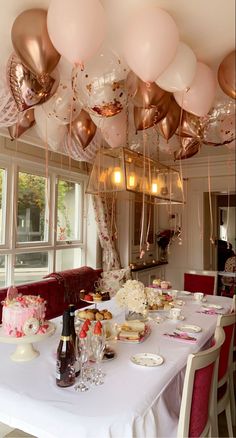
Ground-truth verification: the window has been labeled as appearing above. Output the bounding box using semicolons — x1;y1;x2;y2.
56;179;82;242
17;171;48;243
0;159;86;288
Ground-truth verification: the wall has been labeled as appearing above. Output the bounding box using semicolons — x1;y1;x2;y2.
158;151;236;290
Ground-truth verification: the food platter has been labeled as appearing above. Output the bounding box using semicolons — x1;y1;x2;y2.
0;321;56;362
117;324;151;343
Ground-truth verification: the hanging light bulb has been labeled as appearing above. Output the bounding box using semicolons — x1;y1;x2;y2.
151;180;159;194
128;172;136;188
112;167;122;185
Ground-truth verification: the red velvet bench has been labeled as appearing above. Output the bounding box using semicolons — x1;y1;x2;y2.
0;266;102;323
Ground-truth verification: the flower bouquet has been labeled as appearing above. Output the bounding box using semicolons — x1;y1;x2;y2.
115;280;163;320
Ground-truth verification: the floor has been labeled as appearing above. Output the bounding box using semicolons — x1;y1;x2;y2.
0;411;235;438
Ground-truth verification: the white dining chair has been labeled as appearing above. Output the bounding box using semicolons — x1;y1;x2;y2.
216;312;235;436
177;326;225;438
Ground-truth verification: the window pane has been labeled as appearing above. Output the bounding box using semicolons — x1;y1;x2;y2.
0;255;6;288
0;168;6;245
13;252;49;285
56;248;82;271
17;172;48;243
57;179;82;241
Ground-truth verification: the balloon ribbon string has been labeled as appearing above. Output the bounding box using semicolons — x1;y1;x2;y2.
207;156;214;245
197;195;203;240
225;185;230;246
139;132;146;259
145;140;151;251
13;113;20;255
44;118;50;237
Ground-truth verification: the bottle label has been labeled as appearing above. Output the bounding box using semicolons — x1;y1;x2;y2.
60;336;70;341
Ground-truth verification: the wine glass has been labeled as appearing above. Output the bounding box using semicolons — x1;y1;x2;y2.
90;332;106;385
74;336;90;392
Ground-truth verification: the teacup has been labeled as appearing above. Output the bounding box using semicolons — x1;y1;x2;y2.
169;307;182;320
194;292;204;302
169;289;179;299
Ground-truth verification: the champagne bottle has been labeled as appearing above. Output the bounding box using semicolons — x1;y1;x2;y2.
68;304;76;347
56;310;75;387
68;304;80;377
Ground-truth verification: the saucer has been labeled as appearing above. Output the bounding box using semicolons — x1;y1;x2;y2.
176;324;202;333
130;353;164;367
168;315;185;321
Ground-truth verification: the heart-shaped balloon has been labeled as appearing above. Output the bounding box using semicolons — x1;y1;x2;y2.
158;97;181;141
7;53;59;112
174;136;201;160
8;109;35;140
127;70;167;108
134;94;171;131
70;109;97;149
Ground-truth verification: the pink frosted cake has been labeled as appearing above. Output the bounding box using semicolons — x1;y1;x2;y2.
2;287;47;337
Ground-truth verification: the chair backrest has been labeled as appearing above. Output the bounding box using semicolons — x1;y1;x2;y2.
177;326;225;438
184;270;217;295
216;312;235;385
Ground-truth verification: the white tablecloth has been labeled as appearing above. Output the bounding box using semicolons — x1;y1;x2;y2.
0;294;232;438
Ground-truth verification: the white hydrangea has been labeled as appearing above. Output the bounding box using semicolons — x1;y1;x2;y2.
115;280;147;314
145;287;162;306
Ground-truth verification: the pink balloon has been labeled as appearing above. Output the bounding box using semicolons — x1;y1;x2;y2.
123;7;179;83
95;111;127;148
47;0;106;66
174;62;216;117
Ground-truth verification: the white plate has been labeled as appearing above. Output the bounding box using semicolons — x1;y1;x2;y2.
176;324;202;333
202;304;223;310
130;353;164;367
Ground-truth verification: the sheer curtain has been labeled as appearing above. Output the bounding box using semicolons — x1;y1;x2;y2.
92;194;121;271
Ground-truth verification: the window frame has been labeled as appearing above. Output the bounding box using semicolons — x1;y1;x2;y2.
0;154;87;288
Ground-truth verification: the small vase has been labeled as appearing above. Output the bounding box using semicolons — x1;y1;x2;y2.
159;246;169;262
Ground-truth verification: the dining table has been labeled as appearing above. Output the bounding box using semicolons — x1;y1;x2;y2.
0;292;232;438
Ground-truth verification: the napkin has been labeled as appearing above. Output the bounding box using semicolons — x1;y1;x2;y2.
196;309;223;316
163;331;197;343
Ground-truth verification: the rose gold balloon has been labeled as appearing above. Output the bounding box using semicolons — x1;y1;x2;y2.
176;110;202;139
158;97;181;141
174;136;201;160
8;109;35;140
127;70;167;108
7;54;59;112
134;94;171;131
70;109;97;149
11;9;60;85
218;51;236;99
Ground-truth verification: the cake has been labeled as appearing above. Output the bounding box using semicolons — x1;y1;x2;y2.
2;286;47;337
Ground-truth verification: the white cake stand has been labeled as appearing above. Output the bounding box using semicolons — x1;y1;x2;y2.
0;321;56;362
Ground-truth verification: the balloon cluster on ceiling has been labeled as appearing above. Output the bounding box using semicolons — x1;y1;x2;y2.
0;1;235;163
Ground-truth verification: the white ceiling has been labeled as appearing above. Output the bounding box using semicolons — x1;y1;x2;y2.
0;0;235;155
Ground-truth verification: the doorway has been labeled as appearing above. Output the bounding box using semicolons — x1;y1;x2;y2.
203;192;236;271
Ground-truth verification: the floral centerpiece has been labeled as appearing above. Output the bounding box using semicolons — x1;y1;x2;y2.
115;279;162;319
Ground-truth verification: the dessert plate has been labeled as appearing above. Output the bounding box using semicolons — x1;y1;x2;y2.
202;304;223;310
130;353;164;367
176;324;202;333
